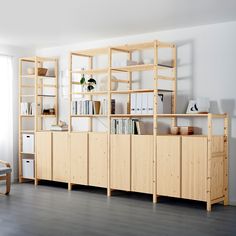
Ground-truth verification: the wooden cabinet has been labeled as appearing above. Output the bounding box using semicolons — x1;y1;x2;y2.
182;136;207;201
53;132;69;183
131;135;153;194
89;133;107;188
157;136;181;197
36;132;52;180
70;132;88;185
111;135;130;191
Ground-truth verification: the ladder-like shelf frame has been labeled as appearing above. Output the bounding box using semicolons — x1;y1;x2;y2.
69;40;177;197
18;56;58;184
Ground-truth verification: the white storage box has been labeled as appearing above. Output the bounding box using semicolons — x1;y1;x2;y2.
22;159;34;179
22;134;34;153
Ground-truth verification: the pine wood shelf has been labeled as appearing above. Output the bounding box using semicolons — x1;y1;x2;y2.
71;68;108;74
19;56;58;184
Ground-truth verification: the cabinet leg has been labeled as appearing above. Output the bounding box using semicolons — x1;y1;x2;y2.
153;194;157;203
207;202;211;212
107;188;111;197
224;195;229;206
68;183;72;191
34;178;38;186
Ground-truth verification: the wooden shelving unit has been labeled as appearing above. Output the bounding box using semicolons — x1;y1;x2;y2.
67;40;228;211
69;40;177;195
18;57;58;184
27;40;228;211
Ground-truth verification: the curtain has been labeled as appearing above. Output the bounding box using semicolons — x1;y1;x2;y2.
0;55;13;164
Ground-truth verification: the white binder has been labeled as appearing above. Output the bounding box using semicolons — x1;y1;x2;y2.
131;93;136;114
147;93;154;114
136;93;142;114
141;93;148;114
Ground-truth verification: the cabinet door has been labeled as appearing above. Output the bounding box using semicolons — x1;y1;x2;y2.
131;135;153;194
111;134;130;191
70;132;88;185
89;133;107;188
182;136;207;201
36;132;52;180
157;136;181;197
53;132;69;183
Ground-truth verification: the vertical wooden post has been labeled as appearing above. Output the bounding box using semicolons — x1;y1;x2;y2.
69;53;72;132
207;113;212;211
107;48;112;197
171;45;177;126
18;59;23;183
34;57;38;186
153;40;158;203
55;59;58;125
88;57;93;132
68;54;73;190
128;51;132;189
224;113;229;205
39;61;43;131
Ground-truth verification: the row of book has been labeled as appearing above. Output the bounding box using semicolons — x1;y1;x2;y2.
111;119;143;135
131;93;164;114
71;99;115;115
21;102;35;115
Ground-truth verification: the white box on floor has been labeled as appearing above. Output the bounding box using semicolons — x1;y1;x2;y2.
22;134;34;153
22;159;34;179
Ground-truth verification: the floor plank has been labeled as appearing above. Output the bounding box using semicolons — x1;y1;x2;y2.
0;183;235;236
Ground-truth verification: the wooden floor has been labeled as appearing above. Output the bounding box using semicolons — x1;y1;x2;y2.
0;183;235;236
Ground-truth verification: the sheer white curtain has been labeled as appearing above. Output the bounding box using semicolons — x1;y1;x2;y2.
0;55;13;164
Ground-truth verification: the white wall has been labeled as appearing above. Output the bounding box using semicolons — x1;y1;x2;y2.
36;21;236;204
0;45;34;181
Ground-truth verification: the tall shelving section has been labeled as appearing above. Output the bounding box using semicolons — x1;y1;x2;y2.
69;40;177;197
19;57;58;184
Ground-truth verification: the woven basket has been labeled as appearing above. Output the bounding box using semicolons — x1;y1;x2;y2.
38;68;48;76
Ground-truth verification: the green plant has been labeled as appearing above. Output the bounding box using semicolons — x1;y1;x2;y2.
80;74;96;91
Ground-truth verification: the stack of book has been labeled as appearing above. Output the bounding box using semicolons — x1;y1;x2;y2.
21;102;35;115
131;93;163;114
71;99;115;115
111;119;143;135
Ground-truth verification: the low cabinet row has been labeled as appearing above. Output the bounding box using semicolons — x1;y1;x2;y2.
36;132;225;205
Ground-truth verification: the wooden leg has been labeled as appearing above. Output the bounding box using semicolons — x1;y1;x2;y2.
68;183;72;191
107;188;111;197
224;195;229;206
5;173;11;195
207;202;211;212
34;178;38;186
153;194;157;203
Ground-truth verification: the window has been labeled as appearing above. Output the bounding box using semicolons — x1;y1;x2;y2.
0;55;13;162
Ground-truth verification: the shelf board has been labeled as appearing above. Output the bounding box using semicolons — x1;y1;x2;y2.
72;47;108;57
20;95;35;97
38;84;57;88
21;130;35;133
20;152;35;155
111;89;173;94
72;91;108;95
21;85;35;88
110;114;153;118
20;115;35;117
21;75;56;79
37;94;56;97
71;114;107;117
112;64;154;72
155;113;226;118
39;115;56;118
71;68;108;74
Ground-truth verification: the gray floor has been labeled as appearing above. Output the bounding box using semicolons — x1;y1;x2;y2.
0;183;235;236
